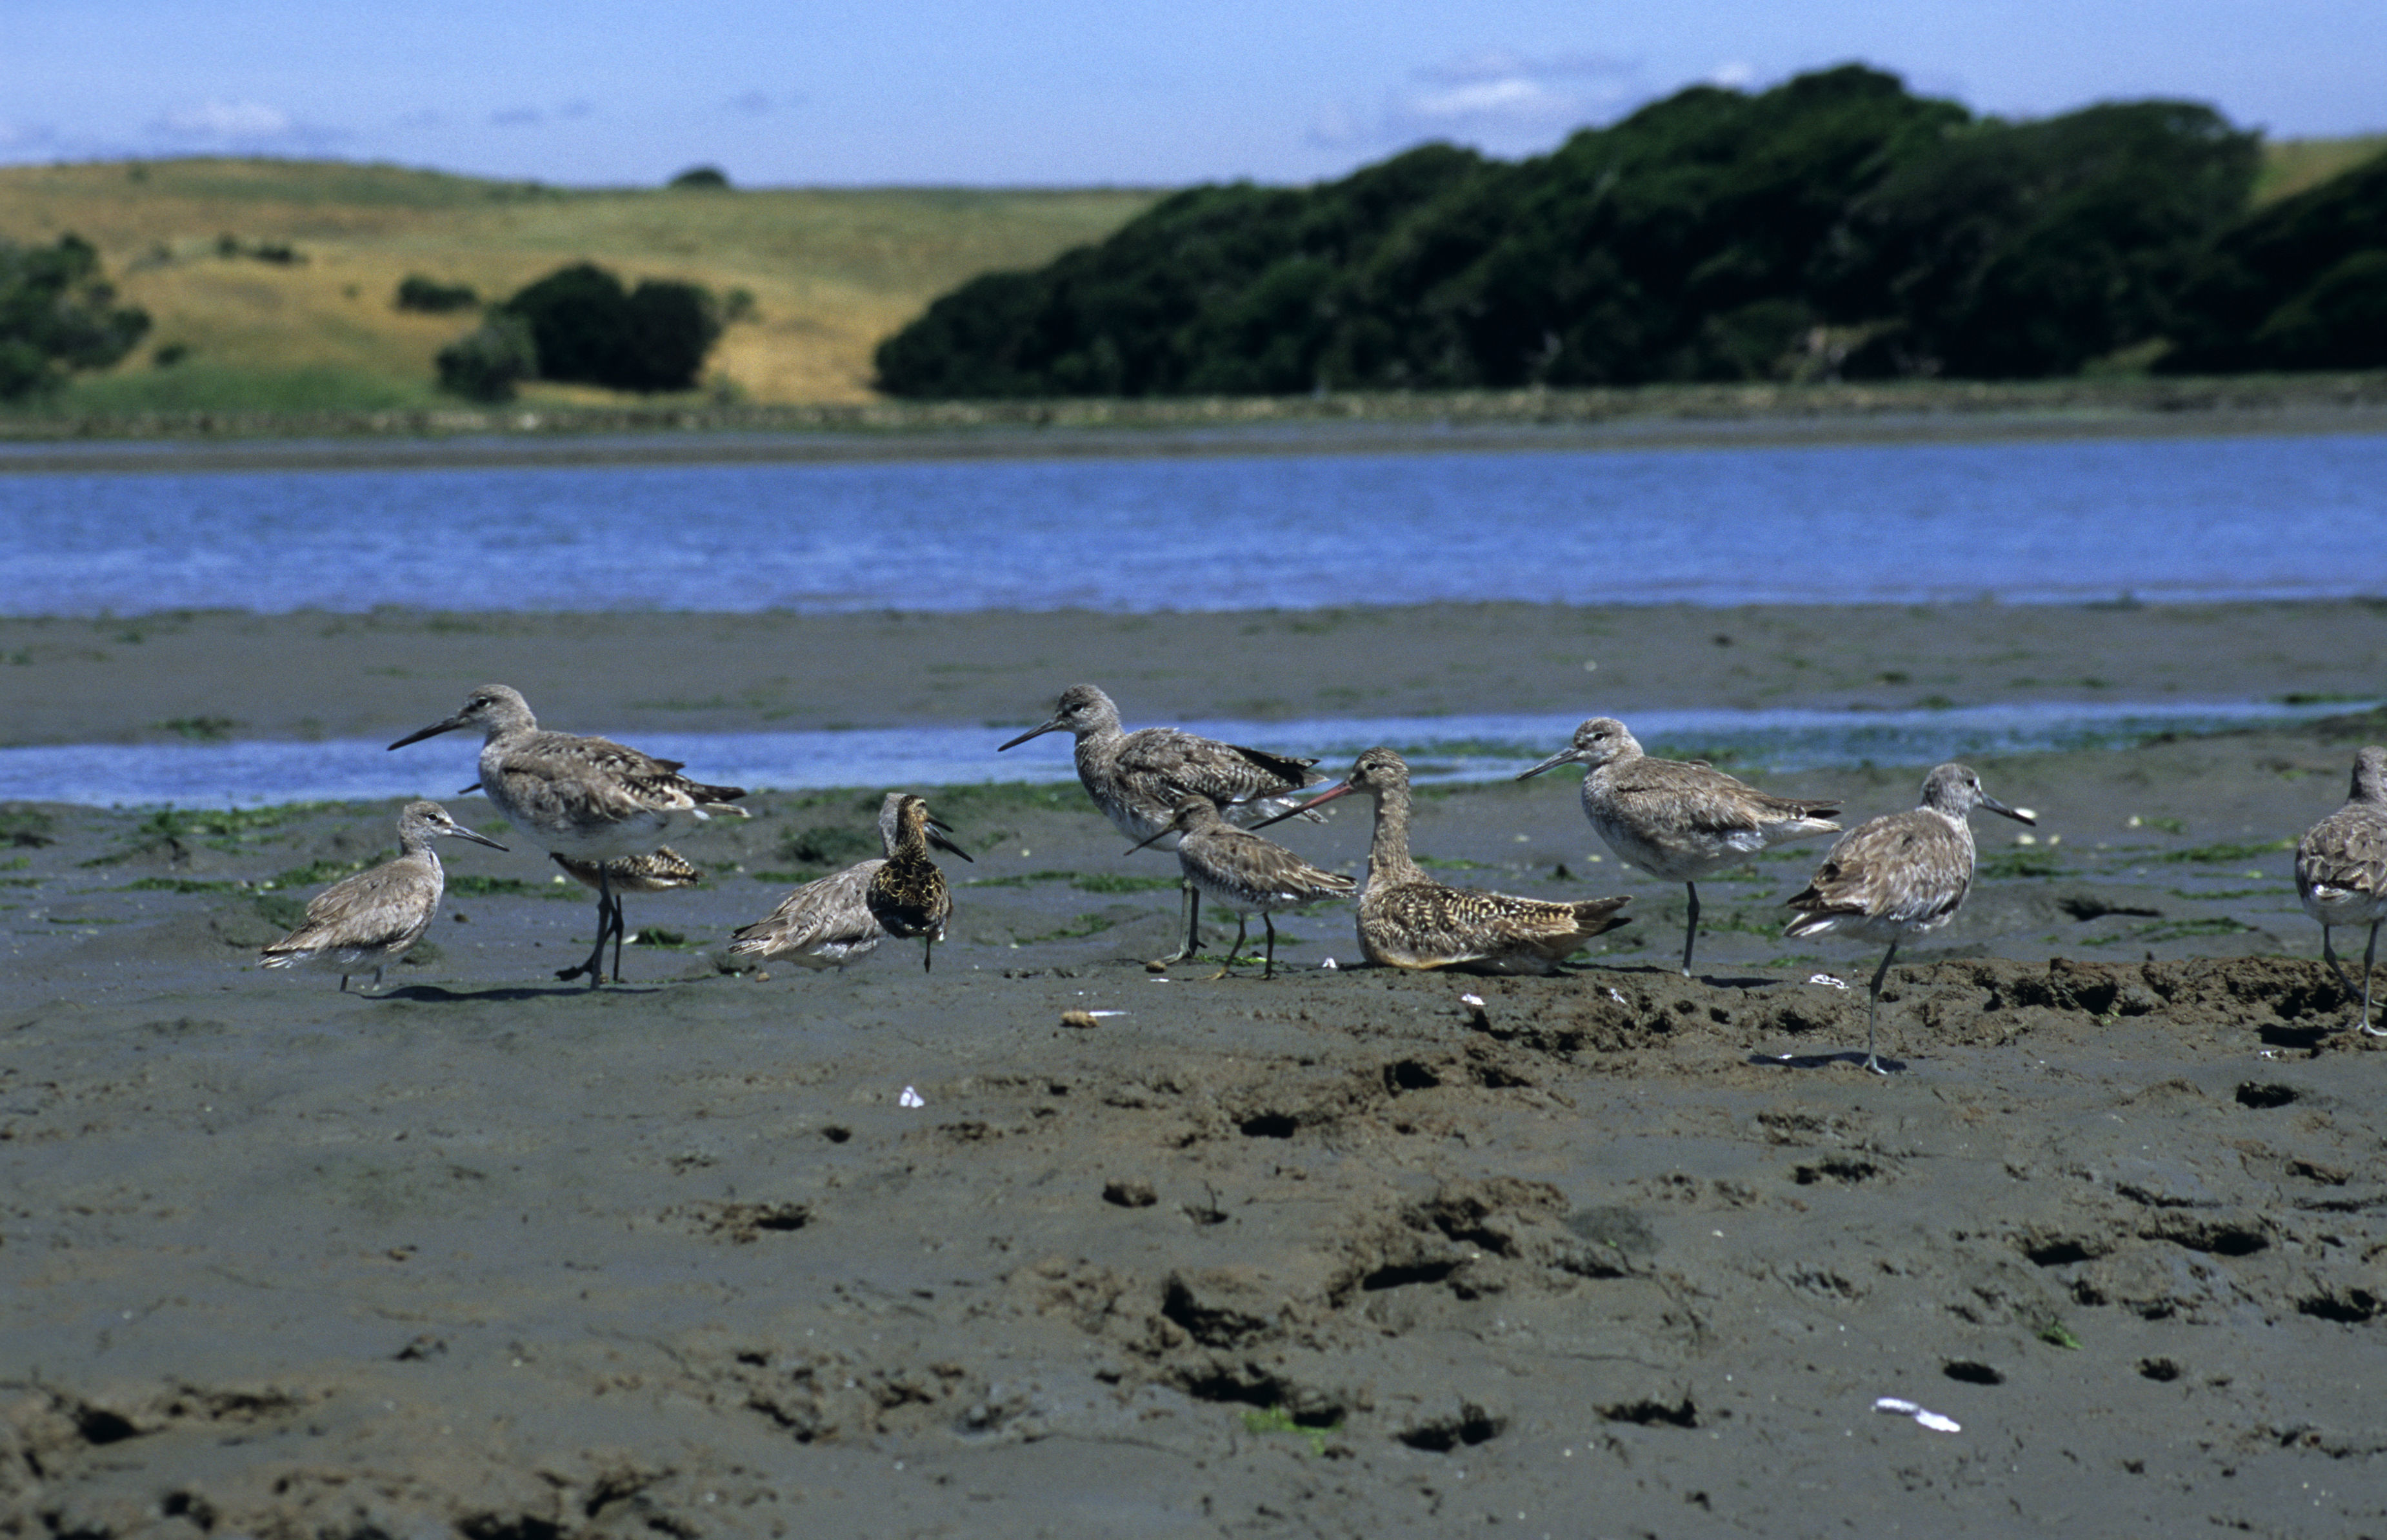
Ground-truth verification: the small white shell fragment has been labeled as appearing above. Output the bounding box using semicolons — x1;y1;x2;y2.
898;1086;924;1108
1809;974;1849;990
1605;986;1627;1005
1459;994;1485;1008
1873;1396;1961;1433
1319;957;1339;970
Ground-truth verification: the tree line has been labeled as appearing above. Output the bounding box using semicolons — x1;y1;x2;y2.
874;66;2386;397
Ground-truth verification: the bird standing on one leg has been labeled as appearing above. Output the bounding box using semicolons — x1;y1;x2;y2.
865;794;961;972
1519;716;1839;975
261;801;506;992
388;684;744;986
2295;744;2387;1037
1783;763;2035;1074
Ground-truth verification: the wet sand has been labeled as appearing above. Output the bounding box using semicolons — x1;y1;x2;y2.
4;603;2386;1537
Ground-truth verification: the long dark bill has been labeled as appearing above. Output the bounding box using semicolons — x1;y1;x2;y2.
1244;779;1359;833
388;715;469;752
995;717;1063;752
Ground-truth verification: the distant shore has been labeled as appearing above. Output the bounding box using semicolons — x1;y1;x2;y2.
3;372;2384;473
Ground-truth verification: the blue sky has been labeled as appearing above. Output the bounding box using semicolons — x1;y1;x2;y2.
3;1;2379;187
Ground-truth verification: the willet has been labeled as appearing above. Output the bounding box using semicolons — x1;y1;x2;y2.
998;684;1324;965
1263;747;1632;974
259;800;506;992
866;794;962;972
1129;795;1355;978
2294;744;2387;1037
728;793;972;972
1783;763;2035;1074
388;683;746;985
1518;716;1840;975
552;847;702;983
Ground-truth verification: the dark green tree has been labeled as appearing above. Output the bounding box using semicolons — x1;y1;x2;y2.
495;263;721;392
435;312;537;401
2161;148;2387;372
0;234;152;401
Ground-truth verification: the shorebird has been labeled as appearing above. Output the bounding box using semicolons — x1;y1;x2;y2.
866;794;962;972
259;800;506;992
388;683;745;986
728;793;972;972
997;683;1324;964
1783;763;2035;1074
1129;795;1356;978
1261;747;1632;974
552;847;702;984
2294;745;2387;1037
1518;717;1840;975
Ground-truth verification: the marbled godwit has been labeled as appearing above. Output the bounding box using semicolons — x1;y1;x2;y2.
866;794;961;972
1518;717;1840;975
259;800;506;992
2295;745;2387;1036
997;683;1324;965
552;847;701;984
728;793;972;972
1263;747;1631;974
1783;763;2035;1074
1130;795;1355;978
388;683;745;986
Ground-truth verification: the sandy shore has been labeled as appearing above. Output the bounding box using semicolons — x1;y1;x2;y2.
5;603;2386;1537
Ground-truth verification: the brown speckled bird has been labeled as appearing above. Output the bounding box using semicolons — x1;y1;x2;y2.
1131;795;1355;978
1265;747;1632;975
550;847;702;982
729;793;972;972
865;794;960;972
2295;745;2387;1037
260;801;507;992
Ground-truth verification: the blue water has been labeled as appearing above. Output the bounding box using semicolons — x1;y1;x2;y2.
10;431;2387;615
5;700;2362;810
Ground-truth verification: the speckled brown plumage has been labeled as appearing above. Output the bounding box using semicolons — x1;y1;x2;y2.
865;794;959;972
730;794;972;972
1143;795;1355;978
1281;747;1630;975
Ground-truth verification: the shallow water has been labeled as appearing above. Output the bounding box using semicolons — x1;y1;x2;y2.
12;432;2387;615
5;698;2362;808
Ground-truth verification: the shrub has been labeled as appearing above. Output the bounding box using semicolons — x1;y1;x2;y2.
395;274;481;314
2162;148;2387;372
497;262;721;392
0;233;151;400
669;166;730;189
435;312;537;401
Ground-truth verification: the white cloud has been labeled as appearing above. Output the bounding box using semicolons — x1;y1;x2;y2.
141;99;344;154
1709;60;1757;90
1310;50;1644;155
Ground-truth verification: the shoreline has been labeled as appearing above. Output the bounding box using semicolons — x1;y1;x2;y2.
2;374;2384;473
6;599;2387;750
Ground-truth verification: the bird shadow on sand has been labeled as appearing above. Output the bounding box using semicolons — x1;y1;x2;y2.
1748;1048;1908;1073
372;983;673;1003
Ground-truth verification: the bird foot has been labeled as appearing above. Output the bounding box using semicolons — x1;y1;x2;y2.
1862;1055;1892;1076
2361;1023;2387;1038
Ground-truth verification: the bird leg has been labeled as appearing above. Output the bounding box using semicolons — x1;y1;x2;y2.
1153;881;1204;966
2322;923;2361;1000
922;935;935;974
2364;921;2386;1037
1682;882;1701;976
1208;914;1250;980
1263;914;1279;980
1863;941;1900;1074
557;868;617;985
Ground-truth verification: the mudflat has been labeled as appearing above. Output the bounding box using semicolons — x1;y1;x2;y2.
4;601;2385;1537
